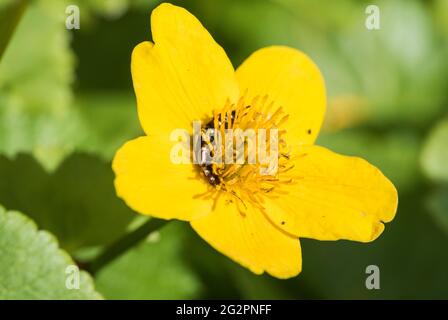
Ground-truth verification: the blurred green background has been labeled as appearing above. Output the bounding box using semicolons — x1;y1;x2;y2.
0;0;447;299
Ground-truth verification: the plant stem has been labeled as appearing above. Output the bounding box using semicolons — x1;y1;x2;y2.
0;0;29;60
87;218;168;275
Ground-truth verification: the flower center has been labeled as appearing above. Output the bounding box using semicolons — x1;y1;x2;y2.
195;94;294;211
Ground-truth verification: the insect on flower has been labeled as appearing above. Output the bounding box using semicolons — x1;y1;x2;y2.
113;3;398;278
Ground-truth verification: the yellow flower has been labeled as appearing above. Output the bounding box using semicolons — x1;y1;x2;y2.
113;3;398;279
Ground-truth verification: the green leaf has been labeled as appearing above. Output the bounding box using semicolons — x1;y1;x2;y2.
72;0;137;28
0;206;101;299
0;0;81;171
289;0;447;126
0;2;148;170
340;0;446;126
421;119;448;183
73;93;143;161
0;0;28;59
0;0;15;10
432;0;448;38
427;187;448;235
81;0;129;17
95;222;202;299
426;188;448;235
0;153;135;252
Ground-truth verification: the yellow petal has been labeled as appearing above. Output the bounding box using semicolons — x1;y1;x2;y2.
190;196;302;279
132;3;239;135
265;145;398;242
236;46;326;145
113;135;213;221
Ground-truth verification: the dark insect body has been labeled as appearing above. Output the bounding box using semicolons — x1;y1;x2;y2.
198;110;237;186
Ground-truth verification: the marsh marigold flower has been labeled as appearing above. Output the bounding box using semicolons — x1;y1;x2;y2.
113;3;398;278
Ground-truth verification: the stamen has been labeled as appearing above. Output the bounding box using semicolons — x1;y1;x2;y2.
195;93;294;212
